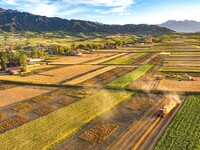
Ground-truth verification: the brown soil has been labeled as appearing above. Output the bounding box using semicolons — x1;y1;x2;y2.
0;86;56;107
157;78;200;92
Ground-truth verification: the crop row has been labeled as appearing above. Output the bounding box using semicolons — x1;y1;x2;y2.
35;105;57;116
58;97;76;105
0;115;29;133
155;95;200;149
80;123;119;145
12;103;33;112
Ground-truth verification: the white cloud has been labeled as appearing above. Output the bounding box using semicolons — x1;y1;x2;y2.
1;0;135;19
1;0;18;5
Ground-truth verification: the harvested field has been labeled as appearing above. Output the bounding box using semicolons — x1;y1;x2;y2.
0;90;132;149
58;97;76;105
27;65;58;72
0;86;55;107
157;78;200;92
125;98;152;110
86;53;126;64
12;103;33;112
32;95;55;104
65;66;116;85
79;123;119;145
51;54;112;65
0;84;16;90
35;105;57;116
0;65;103;84
0;115;29;133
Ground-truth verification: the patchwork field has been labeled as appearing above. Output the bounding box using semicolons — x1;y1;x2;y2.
0;90;133;149
1;34;200;150
79;67;136;87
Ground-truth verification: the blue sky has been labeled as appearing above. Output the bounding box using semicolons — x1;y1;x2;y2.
0;0;200;24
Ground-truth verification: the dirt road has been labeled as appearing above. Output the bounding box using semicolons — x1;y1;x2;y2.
107;99;167;150
136;100;184;150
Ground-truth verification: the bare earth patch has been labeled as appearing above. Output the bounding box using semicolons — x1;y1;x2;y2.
0;86;56;107
157;78;200;92
51;54;112;64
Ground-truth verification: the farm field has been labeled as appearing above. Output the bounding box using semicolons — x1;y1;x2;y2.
0;65;104;84
65;66;116;85
0;90;133;149
107;64;153;88
79;67;136;87
103;53;145;64
155;95;200;150
157;78;200;92
159;66;200;73
0;86;56;107
50;53;113;65
86;53;127;64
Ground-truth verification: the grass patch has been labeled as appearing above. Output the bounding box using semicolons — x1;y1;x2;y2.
0;90;133;150
104;53;146;64
107;64;153;88
155;95;200;150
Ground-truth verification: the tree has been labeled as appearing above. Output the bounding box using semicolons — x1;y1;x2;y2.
31;50;38;58
0;52;7;70
19;54;28;72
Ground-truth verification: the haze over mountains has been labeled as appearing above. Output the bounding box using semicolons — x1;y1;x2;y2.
160;20;200;33
0;8;172;35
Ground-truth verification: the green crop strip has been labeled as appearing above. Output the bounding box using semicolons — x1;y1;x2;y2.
107;64;153;88
155;95;200;150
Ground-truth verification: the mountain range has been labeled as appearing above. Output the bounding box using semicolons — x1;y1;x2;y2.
0;8;172;35
160;20;200;33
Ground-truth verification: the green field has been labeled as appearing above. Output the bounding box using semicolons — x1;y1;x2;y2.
155;95;200;150
104;53;146;64
0;90;133;150
107;64;153;88
160;66;200;73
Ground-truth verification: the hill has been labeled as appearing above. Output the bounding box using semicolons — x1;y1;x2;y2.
160;20;200;33
0;8;172;35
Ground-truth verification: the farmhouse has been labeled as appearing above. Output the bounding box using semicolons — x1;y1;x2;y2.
6;67;21;75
